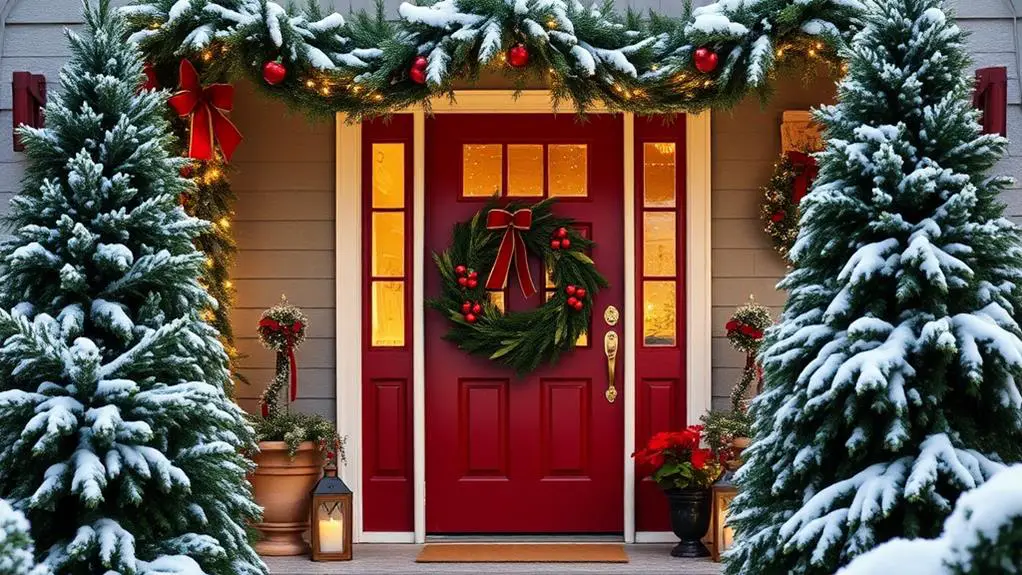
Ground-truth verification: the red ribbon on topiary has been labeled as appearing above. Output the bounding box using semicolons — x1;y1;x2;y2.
485;208;537;298
168;59;243;162
786;150;819;205
258;317;304;404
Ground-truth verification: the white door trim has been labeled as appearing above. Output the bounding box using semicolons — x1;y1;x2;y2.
334;93;712;543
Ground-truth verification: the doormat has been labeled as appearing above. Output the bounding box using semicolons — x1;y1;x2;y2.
415;543;629;563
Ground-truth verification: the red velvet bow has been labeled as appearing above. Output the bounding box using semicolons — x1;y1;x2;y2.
258;317;304;407
485;208;537;298
786;150;819;205
168;59;243;162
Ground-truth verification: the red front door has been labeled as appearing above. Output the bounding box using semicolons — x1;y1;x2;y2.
425;114;625;533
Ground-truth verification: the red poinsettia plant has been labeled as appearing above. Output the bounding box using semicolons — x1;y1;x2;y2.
632;425;722;491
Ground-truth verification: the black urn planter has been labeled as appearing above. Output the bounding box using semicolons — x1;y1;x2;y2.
665;487;712;558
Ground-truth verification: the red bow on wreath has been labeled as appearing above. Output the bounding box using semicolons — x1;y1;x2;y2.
786;150;819;205
485;208;537;298
726;320;763;340
168;59;243;162
258;317;304;407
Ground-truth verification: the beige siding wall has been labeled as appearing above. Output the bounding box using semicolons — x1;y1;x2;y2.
0;0;1018;420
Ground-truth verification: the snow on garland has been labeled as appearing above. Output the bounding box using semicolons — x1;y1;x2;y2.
428;198;607;375
120;0;860;118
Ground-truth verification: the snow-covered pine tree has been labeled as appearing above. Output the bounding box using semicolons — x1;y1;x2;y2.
724;0;1022;573
0;499;46;575
837;465;1022;575
0;2;264;574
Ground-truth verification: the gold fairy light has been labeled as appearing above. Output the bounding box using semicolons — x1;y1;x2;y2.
306;79;316;88
223;280;233;289
205;257;214;268
202;50;213;62
372;93;383;101
321;86;331;96
218;217;231;229
547;19;557;29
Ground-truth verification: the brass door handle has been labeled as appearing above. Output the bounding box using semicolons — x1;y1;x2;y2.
604;331;618;403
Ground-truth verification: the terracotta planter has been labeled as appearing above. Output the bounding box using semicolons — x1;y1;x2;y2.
250;441;323;556
731;437;752;450
665;487;712;558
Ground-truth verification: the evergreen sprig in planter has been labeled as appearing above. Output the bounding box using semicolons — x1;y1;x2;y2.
633;426;722;557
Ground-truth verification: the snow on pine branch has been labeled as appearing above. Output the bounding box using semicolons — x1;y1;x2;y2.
839;465;1022;575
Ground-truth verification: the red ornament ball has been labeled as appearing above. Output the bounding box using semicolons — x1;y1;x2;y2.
565;285;577;296
556;227;568;239
262;60;287;85
575;288;586;298
561;239;571;249
409;67;427;85
461;302;471;313
770;211;786;223
465;313;477;323
455;265;467;275
472;303;482;314
567;296;579;307
694;47;719;74
413;56;428;70
467;279;478;288
458;277;468;287
508;43;529;68
551;240;562;250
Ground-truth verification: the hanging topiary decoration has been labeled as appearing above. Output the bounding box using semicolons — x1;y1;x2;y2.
429;198;608;375
725;296;772;355
258;295;309;417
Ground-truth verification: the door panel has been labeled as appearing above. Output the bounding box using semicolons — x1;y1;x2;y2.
425;114;624;533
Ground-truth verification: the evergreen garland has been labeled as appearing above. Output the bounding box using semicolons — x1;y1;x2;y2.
429;198;607;374
119;0;859;119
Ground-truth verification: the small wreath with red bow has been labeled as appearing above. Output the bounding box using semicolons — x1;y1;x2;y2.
761;151;818;261
429;198;608;375
725;299;772;355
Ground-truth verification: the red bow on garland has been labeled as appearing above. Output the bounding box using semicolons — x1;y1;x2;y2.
168;59;243;162
786;150;819;205
485;208;537;298
258;317;304;409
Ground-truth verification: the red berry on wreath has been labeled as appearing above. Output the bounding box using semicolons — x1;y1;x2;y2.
508;43;529;68
694;46;719;74
565;285;576;296
458;277;468;287
561;239;571;249
472;303;482;314
262;60;287;85
573;300;584;311
771;211;786;223
180;164;194;179
465;313;477;323
557;227;568;239
575;288;586;298
461;302;471;313
567;296;579;308
455;265;467;275
469;271;478;280
468;279;478;288
551;240;562;250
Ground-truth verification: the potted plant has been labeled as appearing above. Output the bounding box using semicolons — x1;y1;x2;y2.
248;296;344;556
633;426;722;557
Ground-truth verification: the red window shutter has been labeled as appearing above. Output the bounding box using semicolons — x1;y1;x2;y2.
973;66;1007;137
12;72;47;151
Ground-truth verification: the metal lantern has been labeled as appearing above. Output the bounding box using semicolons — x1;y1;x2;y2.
711;473;738;562
310;464;353;561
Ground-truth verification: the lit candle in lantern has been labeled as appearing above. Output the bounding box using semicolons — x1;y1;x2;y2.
317;517;345;553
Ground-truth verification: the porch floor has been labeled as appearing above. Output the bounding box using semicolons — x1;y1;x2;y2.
263;543;723;574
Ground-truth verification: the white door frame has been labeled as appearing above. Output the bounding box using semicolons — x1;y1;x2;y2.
335;91;712;544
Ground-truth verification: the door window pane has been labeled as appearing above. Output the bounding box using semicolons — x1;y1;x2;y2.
549;145;587;197
508;145;544;197
464;144;503;197
372;212;404;277
643;143;676;208
643;212;676;277
372;143;404;209
643;280;676;346
372;281;405;346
